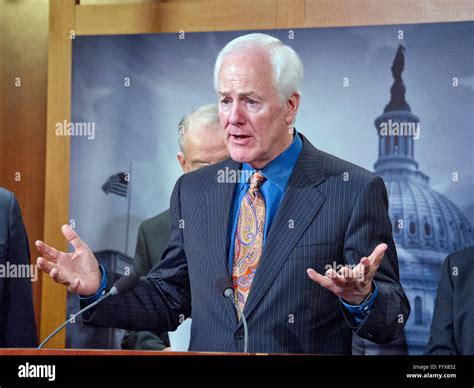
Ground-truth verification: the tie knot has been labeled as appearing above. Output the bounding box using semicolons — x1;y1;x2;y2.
249;171;265;192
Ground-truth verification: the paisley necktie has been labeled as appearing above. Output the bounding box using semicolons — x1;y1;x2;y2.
232;171;266;313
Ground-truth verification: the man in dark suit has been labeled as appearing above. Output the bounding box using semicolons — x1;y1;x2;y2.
0;187;37;347
120;210;171;351
425;246;474;355
36;33;410;354
121;103;228;350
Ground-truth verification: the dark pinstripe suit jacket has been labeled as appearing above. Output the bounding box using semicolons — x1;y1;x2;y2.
0;188;37;347
84;134;410;354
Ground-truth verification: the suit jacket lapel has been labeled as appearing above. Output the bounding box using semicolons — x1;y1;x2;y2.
204;159;240;319
241;137;327;321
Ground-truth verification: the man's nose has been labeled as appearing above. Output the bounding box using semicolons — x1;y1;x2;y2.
229;102;245;125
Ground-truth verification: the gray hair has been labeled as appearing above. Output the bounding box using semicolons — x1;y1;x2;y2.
213;33;304;103
178;103;220;154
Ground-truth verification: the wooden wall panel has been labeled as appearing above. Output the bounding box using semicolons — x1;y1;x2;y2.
303;0;473;27
0;0;49;342
75;1;280;35
75;0;473;36
40;0;77;348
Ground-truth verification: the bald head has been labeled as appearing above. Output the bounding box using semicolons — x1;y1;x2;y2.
177;104;229;173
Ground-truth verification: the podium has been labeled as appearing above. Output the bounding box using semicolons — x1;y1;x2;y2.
0;348;246;356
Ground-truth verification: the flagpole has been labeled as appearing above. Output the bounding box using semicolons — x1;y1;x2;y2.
125;162;132;256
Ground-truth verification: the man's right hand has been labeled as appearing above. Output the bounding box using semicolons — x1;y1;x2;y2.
36;224;101;296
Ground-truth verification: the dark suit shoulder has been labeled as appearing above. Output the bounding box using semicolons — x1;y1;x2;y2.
299;133;379;186
179;158;240;201
135;209;172;273
0;187;14;212
317;148;376;182
181;158;237;185
0;188;14;230
446;246;474;279
139;209;171;234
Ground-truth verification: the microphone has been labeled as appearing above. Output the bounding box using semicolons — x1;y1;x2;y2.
37;273;140;349
215;276;248;353
109;272;140;296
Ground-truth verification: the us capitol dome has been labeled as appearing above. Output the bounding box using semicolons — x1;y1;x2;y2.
364;45;473;354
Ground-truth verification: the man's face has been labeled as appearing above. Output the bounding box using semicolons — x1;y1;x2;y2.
178;123;229;173
218;48;299;169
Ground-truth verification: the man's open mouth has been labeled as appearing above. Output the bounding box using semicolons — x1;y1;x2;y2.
230;134;251;139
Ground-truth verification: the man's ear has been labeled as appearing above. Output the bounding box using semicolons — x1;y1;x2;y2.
177;152;187;173
285;93;300;126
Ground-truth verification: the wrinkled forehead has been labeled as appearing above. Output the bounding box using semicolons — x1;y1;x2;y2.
218;49;276;94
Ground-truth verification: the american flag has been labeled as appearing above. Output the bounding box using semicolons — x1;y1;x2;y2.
101;172;129;197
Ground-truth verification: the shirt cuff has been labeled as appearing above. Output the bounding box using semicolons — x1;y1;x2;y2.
340;282;379;323
78;265;108;304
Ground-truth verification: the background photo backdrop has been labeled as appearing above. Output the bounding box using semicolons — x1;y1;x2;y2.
68;21;473;354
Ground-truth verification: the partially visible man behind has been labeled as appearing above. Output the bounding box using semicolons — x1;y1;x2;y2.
0;187;37;347
425;246;474;355
121;103;229;350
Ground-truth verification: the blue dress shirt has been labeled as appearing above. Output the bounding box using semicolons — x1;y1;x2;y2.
227;132;303;274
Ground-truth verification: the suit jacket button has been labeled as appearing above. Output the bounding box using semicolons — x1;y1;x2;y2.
234;331;244;340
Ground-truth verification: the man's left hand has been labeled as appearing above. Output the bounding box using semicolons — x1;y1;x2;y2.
306;243;387;305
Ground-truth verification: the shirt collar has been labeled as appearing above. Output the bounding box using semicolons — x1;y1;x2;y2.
239;131;303;192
